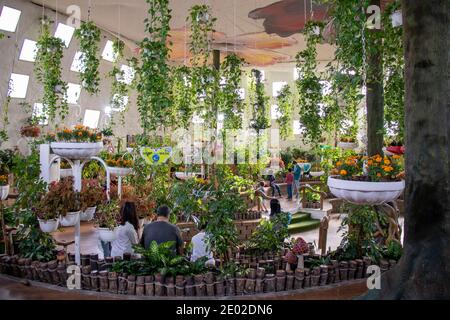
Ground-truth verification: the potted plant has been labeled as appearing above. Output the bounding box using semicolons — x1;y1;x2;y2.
338;136;358;150
0;173;9;201
53;177;81;227
327;154;405;205
102;152;134;176
20;117;41;138
50;125;103;159
94;200;120;242
309;163;324;177
79;179;104;221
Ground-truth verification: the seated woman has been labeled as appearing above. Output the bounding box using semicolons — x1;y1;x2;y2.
190;222;215;267
111;202;139;258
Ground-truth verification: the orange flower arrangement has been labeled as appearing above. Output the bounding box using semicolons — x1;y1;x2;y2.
0;174;8;186
103;153;134;168
56;125;102;143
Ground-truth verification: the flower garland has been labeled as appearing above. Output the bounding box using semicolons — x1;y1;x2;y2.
74;21;101;95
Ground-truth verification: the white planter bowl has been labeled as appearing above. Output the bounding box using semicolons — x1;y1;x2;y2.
310;171;325;177
97;227;117;242
80;206;96;221
60;168;73;178
51;142;103;160
108;167;132;177
338;142;357;150
38;218;59;233
60;211;80;227
0;185;10;201
327;176;405;205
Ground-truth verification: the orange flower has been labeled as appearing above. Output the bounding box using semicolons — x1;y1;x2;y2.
377;173;382;177
384;159;391;165
340;170;347;176
367;160;373;165
393;155;401;159
375;157;382;163
336;161;342;166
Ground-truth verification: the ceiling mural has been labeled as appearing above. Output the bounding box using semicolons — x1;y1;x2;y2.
30;0;335;67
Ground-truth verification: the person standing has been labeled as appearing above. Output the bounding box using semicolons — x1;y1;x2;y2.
111;202;139;258
140;205;184;255
292;161;302;199
285;168;294;201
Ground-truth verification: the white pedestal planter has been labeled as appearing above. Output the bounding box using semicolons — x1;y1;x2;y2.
327;176;405;205
310;171;325;177
97;227;117;242
60;211;81;227
60;169;73;178
107;167;132;177
0;185;10;201
80;206;96;221
38;218;59;233
50;142;103;160
338;142;357;150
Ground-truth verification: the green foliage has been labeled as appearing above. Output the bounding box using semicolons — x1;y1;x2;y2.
169;178;207;220
111;259;150;276
74;21;101;94
275;84;294;139
188;4;216;67
382;239;403;261
295;21;325;145
172;66;195;129
95;200;120;229
137;0;173;132
249;69;270;132
220;54;245;130
246;213;290;252
134;241;187;276
34;18;68;121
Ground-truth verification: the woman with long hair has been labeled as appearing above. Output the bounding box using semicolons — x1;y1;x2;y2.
111;201;139;258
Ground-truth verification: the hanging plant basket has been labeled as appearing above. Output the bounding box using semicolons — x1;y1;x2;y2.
338;142;358;150
327;176;405;205
0;184;10;201
107;166;132;177
60;211;81;227
80;206;96;222
51;142;103;160
97;227;117;242
20;125;41;138
38;218;59;233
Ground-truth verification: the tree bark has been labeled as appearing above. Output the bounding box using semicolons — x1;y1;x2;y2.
365;0;450;299
366;0;384;156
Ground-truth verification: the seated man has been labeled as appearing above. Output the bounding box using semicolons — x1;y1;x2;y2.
140;205;184;255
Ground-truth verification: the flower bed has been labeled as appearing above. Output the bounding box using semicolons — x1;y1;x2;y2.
0;253;398;297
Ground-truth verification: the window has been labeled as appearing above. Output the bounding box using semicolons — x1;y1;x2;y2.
119;65;135;85
102;40;116;62
0;6;21;33
83;109;101;129
293;120;303;135
70;51;85;72
8;73;29;98
272;81;287;97
33;103;48;125
19;39;38;62
66;83;82;104
271;104;281;120
54;23;75;47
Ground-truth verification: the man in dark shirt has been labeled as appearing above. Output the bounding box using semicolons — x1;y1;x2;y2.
140;205;184;255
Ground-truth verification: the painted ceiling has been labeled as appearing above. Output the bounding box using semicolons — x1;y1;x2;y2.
30;0;337;67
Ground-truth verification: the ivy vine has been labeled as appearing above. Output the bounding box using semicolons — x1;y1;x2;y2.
107;39;128;127
137;0;173;133
172;66;194;129
188;4;216;67
275;84;294;140
34;18;68;122
74;21;101;95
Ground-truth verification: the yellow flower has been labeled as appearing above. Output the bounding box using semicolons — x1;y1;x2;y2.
384;159;391;165
340;170;347;176
376;157;382;163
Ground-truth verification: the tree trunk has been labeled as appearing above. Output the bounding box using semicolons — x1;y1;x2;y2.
365;0;450;299
366;0;384;156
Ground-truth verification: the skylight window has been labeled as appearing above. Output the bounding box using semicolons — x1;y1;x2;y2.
71;51;85;72
54;23;75;47
8;73;29;99
83;109;101;129
19;39;38;62
0;6;21;33
33;103;48;125
272;81;287;97
66;83;82;104
102;40;116;62
119;65;135;85
271;105;281;120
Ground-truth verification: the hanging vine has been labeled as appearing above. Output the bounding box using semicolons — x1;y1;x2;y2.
295;21;325;144
137;0;173;133
188;4;216;67
249;69;270;133
107;39;128;127
220;53;245;130
275;84;294;140
34;18;68;122
172;65;194;129
74;21;101;94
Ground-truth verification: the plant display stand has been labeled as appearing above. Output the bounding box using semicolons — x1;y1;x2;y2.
40;144;110;266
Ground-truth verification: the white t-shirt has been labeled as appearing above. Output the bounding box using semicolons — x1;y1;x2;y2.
111;222;138;258
190;231;215;265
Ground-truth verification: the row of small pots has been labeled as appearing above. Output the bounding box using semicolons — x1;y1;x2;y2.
38;207;97;232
